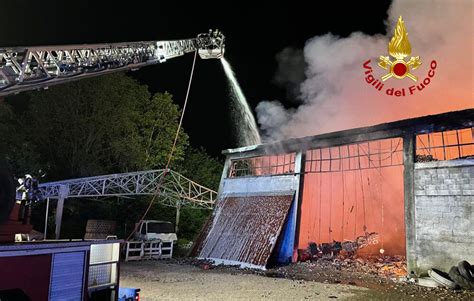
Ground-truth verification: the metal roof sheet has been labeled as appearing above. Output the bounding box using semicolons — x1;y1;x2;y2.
197;194;294;269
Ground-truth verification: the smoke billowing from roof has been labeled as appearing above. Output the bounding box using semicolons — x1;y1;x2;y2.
256;0;473;141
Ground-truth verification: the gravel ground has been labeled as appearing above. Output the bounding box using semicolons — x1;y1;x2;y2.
120;261;366;300
120;260;474;300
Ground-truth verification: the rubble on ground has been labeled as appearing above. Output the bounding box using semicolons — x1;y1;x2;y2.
266;258;473;300
269;255;407;282
164;255;473;299
338;255;407;279
304;233;380;260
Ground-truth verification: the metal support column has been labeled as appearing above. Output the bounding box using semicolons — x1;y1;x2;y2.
43;197;49;240
403;133;417;276
293;151;306;262
216;157;232;197
54;196;64;239
175;201;181;233
54;185;69;239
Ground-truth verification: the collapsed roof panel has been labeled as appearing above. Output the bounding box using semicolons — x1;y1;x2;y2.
197;193;294;269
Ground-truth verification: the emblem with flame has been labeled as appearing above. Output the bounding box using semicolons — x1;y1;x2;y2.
378;16;421;81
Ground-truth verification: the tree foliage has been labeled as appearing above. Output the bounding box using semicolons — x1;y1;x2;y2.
1;73;188;180
178;146;223;191
0;100;42;176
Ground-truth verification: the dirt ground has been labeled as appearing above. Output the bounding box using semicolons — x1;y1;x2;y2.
120;260;474;300
120;261;365;300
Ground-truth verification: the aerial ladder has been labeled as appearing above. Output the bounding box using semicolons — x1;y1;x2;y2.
0;29;224;96
0;30;225;236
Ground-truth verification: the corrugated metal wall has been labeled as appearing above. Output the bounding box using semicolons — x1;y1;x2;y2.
298;167;405;255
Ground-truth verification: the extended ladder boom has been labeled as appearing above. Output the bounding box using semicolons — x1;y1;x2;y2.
0;30;224;97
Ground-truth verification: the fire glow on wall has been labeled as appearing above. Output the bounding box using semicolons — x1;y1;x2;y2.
299;138;406;256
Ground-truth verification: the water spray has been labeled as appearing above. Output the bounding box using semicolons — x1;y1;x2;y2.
221;58;261;146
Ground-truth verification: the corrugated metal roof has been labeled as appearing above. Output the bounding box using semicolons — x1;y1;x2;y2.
198;194;294;269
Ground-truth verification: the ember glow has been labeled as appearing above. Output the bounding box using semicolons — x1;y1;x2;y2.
299;138;406;256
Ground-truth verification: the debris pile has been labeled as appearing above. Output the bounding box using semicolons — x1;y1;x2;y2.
266;259;473;300
299;233;407;280
302;232;380;260
332;255;407;279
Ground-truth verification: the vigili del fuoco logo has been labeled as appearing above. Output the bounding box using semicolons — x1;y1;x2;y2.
362;16;437;97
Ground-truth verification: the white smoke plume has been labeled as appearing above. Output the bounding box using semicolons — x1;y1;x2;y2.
257;0;473;141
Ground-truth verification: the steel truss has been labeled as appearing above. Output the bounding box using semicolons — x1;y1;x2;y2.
0;30;225;96
0;40;195;96
38;169;217;209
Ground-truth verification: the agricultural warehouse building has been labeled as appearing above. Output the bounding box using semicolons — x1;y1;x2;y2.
193;109;474;275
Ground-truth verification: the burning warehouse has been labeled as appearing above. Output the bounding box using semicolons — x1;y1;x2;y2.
193;109;474;276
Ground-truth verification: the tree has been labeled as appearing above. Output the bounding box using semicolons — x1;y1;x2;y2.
1;73;188;180
137;92;188;170
0;99;42;176
178;146;223;191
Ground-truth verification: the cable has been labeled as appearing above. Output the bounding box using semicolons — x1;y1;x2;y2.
126;51;198;241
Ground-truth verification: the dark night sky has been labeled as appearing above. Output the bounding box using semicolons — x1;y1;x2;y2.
0;1;391;157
